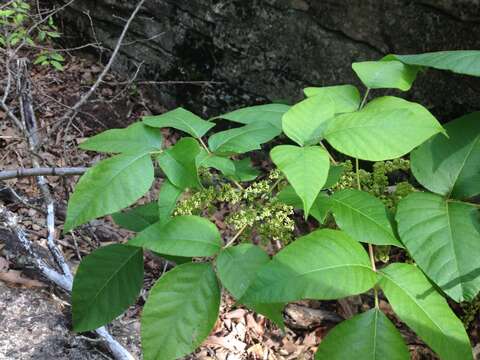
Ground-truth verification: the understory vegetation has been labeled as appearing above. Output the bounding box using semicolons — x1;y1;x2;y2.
64;50;480;360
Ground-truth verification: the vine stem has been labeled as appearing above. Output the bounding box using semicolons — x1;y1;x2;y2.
320;141;337;165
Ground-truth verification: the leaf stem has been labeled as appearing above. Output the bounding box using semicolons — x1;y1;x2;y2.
320;141;337;165
356;154;379;309
224;224;248;248
198;137;211;155
355;158;361;190
359;88;370;110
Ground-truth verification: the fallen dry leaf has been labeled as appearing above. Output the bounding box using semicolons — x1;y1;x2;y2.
0;269;47;288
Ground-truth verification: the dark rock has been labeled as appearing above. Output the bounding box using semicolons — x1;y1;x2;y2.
56;0;480;120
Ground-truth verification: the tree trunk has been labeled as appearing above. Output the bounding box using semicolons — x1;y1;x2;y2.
57;0;480;119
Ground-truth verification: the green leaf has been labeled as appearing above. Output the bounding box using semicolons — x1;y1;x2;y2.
330;189;403;247
79;122;163;154
217;244;270;299
323;164;345;189
411;112;480;199
72;244;143;332
215;244;284;326
142;263;220;360
213;103;290;130
303;84;360;113
143;107;214;138
208;122;281;155
229;158;260;182
324;96;444;161
315;308;409;360
157;137;201;190
379;263;473;360
196;149;236;177
391;50;480;77
158;180;182;225
271;145;330;217
352;60;419;91
241;229;376;304
50;60;64;71
128;215;222;257
282;94;335;146
276;185;331;224
65;152;154;231
396;192;480;301
112;202;159;232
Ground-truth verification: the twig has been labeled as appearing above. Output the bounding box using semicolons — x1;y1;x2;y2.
50;0;146;135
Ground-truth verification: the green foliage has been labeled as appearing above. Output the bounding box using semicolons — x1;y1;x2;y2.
411;112;480;199
324;96;444;161
67;50;480;359
379;263;473;360
396;192;480;301
0;1;65;70
352;60;419;91
270;145;330;216
330;189;403;247
72;244;144;332
303;84;360;113
240;229;377;304
315;308;410;360
141;263;220;360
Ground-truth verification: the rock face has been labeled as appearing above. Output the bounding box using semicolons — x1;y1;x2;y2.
58;0;480;118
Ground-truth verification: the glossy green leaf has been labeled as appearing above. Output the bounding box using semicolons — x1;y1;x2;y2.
143;107;215;138
330;189;402;247
315;308;409;360
271;145;330;217
196;149;236;177
396;192;480;301
72;244;143;332
323;164;344;189
303;84;360;113
158;180;182;225
213;103;290;130
157;137;201;190
379;263;473;360
276;185;331;224
142;263;220;360
229;158;260;182
65;153;154;231
128;215;222;257
392;50;480;77
352;60;419;91
411;112;480;199
216;244;285;327
112;202;159;232
282;94;335;146
324;96;444;161
217;244;270;299
79;122;163;154
241;229;376;304
208;122;280;155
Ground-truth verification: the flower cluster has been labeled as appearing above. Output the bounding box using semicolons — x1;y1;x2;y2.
174;170;296;246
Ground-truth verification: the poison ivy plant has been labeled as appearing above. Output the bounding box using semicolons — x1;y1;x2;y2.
67;50;480;360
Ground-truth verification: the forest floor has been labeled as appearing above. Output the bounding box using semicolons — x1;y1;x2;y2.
1;50;477;360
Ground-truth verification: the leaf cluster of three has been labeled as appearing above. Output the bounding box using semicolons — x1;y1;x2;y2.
66;50;480;360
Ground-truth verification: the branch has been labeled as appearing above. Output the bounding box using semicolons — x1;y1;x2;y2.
0;167;87;181
0;166;164;181
51;0;146;135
